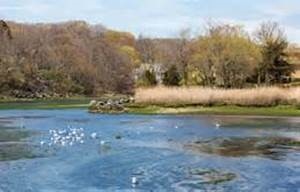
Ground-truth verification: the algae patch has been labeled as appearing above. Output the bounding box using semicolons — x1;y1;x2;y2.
186;137;300;160
189;168;236;185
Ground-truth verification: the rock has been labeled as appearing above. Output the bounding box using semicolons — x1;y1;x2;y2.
89;100;97;106
115;135;122;140
88;97;132;114
129;97;135;103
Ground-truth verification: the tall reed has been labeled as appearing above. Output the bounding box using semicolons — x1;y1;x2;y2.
135;86;300;107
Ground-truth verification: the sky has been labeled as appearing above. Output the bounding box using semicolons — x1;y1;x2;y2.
1;0;300;43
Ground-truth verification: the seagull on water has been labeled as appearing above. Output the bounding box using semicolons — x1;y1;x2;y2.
131;176;138;185
90;132;97;139
100;140;106;145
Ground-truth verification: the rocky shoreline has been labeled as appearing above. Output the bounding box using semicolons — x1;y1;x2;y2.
88;97;134;113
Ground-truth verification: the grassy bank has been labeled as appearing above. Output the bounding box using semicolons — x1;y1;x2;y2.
0;91;299;117
131;86;300;116
0;98;91;110
128;105;300;117
0;99;299;117
0;94;129;110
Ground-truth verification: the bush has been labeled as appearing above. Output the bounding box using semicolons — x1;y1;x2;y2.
138;69;158;87
163;65;182;86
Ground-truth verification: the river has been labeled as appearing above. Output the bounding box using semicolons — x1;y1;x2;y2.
0;109;299;191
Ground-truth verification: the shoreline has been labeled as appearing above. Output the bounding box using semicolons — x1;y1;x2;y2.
0;98;299;117
127;105;300;117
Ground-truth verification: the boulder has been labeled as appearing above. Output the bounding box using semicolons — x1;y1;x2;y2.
89;97;133;114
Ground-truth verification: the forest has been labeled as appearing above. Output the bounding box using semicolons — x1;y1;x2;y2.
0;20;297;98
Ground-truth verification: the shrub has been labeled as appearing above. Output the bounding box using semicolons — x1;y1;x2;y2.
162;65;182;86
137;69;158;87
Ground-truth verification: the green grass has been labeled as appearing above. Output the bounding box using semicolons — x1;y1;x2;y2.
0;98;299;117
127;104;300;117
0;94;128;110
0;98;91;110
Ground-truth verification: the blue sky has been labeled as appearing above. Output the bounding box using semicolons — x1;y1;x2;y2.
1;0;300;43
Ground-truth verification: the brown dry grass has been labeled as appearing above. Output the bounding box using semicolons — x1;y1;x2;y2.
135;86;300;107
293;70;300;79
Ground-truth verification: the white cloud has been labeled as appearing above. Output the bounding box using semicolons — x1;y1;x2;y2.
0;0;300;43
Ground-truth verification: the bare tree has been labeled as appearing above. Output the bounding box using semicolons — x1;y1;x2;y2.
192;23;261;88
176;28;192;85
136;35;156;64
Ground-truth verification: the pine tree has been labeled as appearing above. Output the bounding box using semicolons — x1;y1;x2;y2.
163;65;182;86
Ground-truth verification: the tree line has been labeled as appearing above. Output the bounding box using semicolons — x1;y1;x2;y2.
138;22;294;88
0;20;295;98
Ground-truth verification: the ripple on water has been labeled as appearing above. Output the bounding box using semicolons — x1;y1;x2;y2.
0;112;300;191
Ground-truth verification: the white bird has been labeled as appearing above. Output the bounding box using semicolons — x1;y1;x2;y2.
215;123;221;128
175;125;179;129
100;140;106;145
76;136;81;141
58;130;66;134
90;132;97;139
131;177;138;185
40;141;45;146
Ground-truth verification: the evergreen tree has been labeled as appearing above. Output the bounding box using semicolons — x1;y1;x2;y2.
163;65;182;86
144;69;157;86
256;22;294;84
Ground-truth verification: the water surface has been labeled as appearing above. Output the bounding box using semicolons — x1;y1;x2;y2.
0;110;299;192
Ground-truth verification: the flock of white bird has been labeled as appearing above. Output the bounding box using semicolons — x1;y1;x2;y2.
39;122;221;187
40;127;102;147
39;126;140;185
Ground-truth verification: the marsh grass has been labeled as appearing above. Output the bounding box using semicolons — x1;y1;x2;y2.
135;86;300;107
